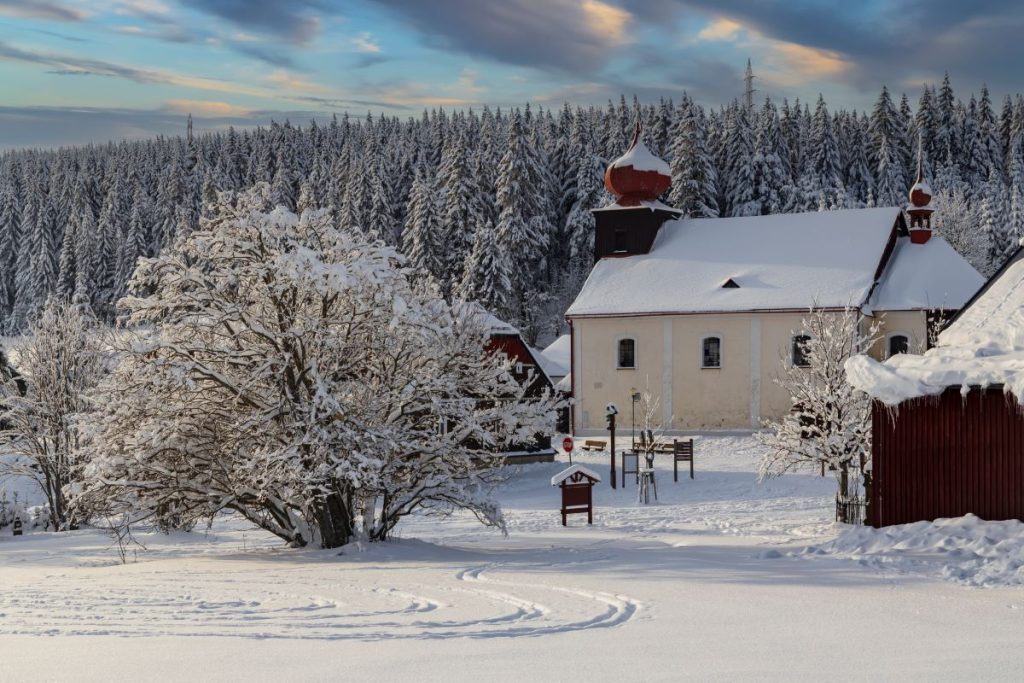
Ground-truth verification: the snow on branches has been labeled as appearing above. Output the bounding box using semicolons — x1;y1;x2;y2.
0;298;108;529
75;185;556;548
758;306;880;515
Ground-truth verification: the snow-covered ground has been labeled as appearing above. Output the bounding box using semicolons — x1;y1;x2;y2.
3;435;1024;681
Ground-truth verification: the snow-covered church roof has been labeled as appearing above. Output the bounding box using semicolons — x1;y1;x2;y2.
867;234;984;312
568;207;907;317
847;248;1024;405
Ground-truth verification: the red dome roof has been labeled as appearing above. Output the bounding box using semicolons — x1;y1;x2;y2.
604;122;671;206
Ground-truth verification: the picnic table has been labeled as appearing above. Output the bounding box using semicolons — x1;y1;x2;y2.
623;434;697;484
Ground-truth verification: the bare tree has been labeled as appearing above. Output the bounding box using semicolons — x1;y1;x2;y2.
758;306;880;522
0;298;107;529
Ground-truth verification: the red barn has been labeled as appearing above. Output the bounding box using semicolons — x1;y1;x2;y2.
847;247;1024;527
471;305;557;463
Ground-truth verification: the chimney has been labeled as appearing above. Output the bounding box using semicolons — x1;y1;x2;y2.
592;121;680;261
907;134;934;244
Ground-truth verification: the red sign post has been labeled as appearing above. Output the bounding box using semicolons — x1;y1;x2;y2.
562;436;574;464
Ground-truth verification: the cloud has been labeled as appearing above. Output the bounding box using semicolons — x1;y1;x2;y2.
368;0;633;74
452;67;484;93
351;31;380;53
0;0;87;22
0;104;332;149
163;99;252;117
178;0;328;45
675;0;1024;93
263;69;328;94
0;40;271;98
697;18;741;42
353;53;390;68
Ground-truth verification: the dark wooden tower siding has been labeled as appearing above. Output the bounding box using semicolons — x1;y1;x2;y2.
870;387;1024;527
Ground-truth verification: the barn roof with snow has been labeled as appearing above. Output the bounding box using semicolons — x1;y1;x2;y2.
847;247;1024;405
566;207;981;318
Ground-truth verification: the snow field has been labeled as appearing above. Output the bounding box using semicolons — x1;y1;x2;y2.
2;434;1024;682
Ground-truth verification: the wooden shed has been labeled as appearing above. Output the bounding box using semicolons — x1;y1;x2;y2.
848;247;1024;527
467;303;557;463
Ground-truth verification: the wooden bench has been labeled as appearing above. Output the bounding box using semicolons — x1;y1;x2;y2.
581;439;607;452
673;439;694;481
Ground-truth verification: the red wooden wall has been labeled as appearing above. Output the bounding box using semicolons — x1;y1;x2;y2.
871;387;1024;527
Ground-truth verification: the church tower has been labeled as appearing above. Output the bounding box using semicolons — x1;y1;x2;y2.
906;135;935;244
591;121;680;261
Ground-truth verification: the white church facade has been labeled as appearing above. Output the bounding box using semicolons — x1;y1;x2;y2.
565;128;984;433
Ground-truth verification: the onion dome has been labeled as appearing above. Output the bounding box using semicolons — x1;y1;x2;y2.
604;121;671;206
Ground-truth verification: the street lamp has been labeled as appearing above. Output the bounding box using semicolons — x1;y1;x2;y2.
629;387;640;448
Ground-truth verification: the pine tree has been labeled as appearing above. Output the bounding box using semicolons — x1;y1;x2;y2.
494;109;552;326
669;94;719;217
869;87;906;206
0;171;21;324
751;99;790;215
980;170;1012;268
402;166;444;281
458;218;510;313
723;102;758;216
806;94;845;205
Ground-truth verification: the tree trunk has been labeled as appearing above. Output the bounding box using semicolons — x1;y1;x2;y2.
315;488;353;549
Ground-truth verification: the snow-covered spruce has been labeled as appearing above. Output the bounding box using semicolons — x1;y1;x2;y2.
73;185;557;548
1;80;1021;340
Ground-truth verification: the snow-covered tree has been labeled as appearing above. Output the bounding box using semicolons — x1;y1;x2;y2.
933;187;988;274
668;95;719;217
0;298;107;529
758;306;880;522
74;186;555;548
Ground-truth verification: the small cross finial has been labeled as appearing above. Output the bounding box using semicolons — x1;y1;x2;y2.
629;118;641;150
916;131;924;184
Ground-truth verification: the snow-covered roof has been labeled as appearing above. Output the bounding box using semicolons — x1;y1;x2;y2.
551;464;601;485
531;344;566;382
594;199;681;213
867;235;983;311
539;334;570;379
847;249;1024;405
610;141;670;175
567;207;903;317
555;373;571;392
457;300;518;335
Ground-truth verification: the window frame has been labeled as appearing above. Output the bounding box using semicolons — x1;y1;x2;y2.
700;334;722;369
791;334;812;368
616;336;637;370
886;332;911;359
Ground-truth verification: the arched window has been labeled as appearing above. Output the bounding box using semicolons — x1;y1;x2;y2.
701;336;721;368
617;338;636;369
792;334;811;368
887;333;910;358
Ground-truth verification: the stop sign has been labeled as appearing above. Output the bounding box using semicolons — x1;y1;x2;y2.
562;437;574;452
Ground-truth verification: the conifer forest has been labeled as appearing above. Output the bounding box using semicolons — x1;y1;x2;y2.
0;77;1018;342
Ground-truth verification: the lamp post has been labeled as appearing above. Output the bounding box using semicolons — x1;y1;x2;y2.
606;403;618;490
630;388;640;448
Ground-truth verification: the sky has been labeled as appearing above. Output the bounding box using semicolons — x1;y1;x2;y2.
2;0;1024;148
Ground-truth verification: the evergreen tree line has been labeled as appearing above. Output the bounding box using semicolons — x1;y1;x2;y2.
0;75;1020;342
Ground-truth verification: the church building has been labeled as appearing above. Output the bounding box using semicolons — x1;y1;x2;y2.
565;127;985;433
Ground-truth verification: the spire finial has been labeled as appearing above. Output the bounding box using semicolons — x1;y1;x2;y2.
629;118;641;150
916;130;924;184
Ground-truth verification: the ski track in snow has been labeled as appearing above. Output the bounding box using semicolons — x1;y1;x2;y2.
0;560;640;641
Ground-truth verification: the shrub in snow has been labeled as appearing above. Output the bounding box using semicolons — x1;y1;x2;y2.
0;298;107;530
74;185;556;548
758;306;879;522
